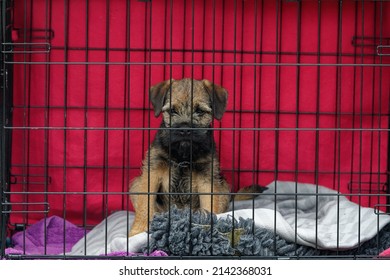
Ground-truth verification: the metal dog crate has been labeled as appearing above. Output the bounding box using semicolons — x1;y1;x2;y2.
1;0;389;259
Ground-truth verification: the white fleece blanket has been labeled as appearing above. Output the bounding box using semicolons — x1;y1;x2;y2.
68;181;390;255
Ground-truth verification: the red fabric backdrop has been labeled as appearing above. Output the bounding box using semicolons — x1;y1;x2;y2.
8;0;390;227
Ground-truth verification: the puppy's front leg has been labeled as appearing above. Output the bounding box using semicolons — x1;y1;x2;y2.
197;176;230;215
129;169;161;237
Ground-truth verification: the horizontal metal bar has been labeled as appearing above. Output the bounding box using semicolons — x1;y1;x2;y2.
10;174;51;185
377;45;390;56
11;104;389;117
40;45;384;58
374;205;390;215
2;202;50;214
8;165;387;183
12;28;55;41
3;61;390;67
352;36;390;48
348;181;388;193
4;191;390;197
4;126;390;132
1;42;51;54
3;254;380;260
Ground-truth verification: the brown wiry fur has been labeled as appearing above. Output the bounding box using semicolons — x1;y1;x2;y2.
130;78;254;237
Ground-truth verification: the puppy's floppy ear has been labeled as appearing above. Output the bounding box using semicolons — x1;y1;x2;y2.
149;79;175;117
202;79;228;120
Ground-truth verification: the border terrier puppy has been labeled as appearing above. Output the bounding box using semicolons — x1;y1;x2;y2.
129;78;230;236
129;78;266;236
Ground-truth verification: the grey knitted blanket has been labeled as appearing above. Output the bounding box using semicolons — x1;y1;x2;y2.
144;181;390;256
144;206;390;257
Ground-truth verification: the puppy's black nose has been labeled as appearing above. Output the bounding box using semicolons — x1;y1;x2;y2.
179;129;192;137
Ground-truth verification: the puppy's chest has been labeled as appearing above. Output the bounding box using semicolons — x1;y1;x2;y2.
160;167;201;208
170;168;195;191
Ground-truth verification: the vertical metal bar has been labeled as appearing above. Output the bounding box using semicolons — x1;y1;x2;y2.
294;0;302;255
62;0;70;256
189;0;195;255
357;0;365;254
103;0;110;256
0;0;14;258
251;0;259;255
237;0;244;197
83;0;90;255
230;0;238;255
382;3;390;215
255;0;264;195
163;0;168;80
189;0;196;86
368;1;377;209
123;0;131;254
42;0;52;256
375;0;383;212
233;0;244;253
182;0;187;76
349;1;358;202
0;0;6;258
201;0;206;78
335;0;343;254
218;0;226;174
21;0;31;253
165;0;173;255
370;1;389;214
252;0;258;200
375;1;384;252
211;0;218;255
273;0;282;256
27;0;33;232
232;0;237;217
314;0;322;251
141;1;148;163
387;100;390;213
146;0;153;254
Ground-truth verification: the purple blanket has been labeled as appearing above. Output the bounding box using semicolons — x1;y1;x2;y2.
5;216;167;257
6;216;85;255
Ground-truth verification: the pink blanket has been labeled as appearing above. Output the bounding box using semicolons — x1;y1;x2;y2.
379;248;390;258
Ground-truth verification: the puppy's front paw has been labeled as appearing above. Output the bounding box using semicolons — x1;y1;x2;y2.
129;221;147;237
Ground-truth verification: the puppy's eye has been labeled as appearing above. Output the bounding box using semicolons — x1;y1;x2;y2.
195;108;205;116
169;108;178;115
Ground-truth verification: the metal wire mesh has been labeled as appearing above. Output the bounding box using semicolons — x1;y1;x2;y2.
1;0;389;259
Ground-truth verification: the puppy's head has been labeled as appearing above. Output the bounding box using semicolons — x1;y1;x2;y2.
149;78;228;161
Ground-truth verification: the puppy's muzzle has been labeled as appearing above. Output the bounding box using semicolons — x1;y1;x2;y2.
171;123;208;142
178;127;192;138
